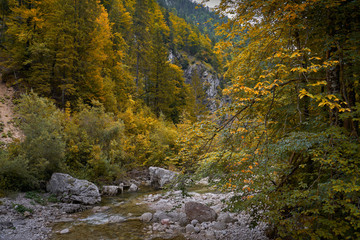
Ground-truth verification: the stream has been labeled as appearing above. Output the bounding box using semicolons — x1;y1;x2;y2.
50;189;185;240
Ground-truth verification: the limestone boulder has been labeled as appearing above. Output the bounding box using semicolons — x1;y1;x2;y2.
149;167;178;189
185;202;217;223
46;173;101;205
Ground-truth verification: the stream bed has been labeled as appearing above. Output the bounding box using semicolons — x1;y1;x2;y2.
0;186;268;240
50;189;175;240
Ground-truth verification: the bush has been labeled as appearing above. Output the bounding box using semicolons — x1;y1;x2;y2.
0;150;38;191
15;93;65;180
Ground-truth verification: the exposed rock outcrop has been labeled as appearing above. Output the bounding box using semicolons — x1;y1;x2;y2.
46;173;101;205
184;62;222;112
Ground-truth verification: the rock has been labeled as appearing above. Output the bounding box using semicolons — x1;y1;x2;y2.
166;212;180;222
140;212;153;222
153;211;168;222
128;183;138;192
0;221;14;230
118;183;124;193
60;228;70;234
153;222;166;232
184;61;222;112
102;186;120;196
191;219;199;226
23;211;31;217
46;173;101;205
194;226;201;234
61;204;90;213
217;212;234;224
161;218;170;225
212;221;227;230
55;217;74;223
108;215;125;223
196;177;209;185
179;212;189;227
149;167;178;189
186;224;195;233
205;230;216;240
185;202;217;223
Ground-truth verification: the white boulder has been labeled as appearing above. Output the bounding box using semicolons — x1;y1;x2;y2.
46;173;101;205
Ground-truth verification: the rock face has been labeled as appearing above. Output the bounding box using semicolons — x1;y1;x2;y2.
46;173;101;204
149;167;178;189
184;62;222;112
168;50;228;113
185;202;217;223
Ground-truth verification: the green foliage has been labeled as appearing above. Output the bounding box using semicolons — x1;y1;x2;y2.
176;0;360;239
64;101;126;181
0;92;183;190
157;0;227;43
119;103;179;168
15;93;65;180
0;149;38;191
25;191;46;205
24;191;59;204
12;203;33;215
47;194;59;203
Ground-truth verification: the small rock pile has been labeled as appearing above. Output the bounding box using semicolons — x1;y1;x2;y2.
140;190;268;240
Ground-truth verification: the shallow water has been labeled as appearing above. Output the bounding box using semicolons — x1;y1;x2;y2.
51;189;158;240
50;186;214;240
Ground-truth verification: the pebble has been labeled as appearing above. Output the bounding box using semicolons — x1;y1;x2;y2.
212;221;227;230
59;228;70;234
161;218;170;225
140;212;153;222
186;224;195;233
191;219;198;226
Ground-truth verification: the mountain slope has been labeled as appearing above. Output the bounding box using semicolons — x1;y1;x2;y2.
157;0;226;42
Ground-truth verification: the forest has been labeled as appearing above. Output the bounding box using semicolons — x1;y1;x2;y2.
0;0;360;239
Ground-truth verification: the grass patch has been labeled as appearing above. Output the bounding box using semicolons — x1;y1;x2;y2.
47;194;59;203
25;191;46;205
12;203;33;214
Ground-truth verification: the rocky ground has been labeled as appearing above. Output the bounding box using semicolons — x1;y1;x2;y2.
0;169;269;240
140;189;268;240
0;193;90;240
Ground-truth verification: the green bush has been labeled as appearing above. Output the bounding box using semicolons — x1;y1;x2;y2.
15;93;66;180
0;150;38;191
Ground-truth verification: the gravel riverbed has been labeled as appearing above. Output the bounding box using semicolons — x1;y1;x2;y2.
0;189;269;240
141;190;268;240
0;193;90;240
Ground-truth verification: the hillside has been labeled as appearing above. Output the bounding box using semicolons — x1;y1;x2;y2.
0;80;22;146
157;0;227;42
0;0;222;122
